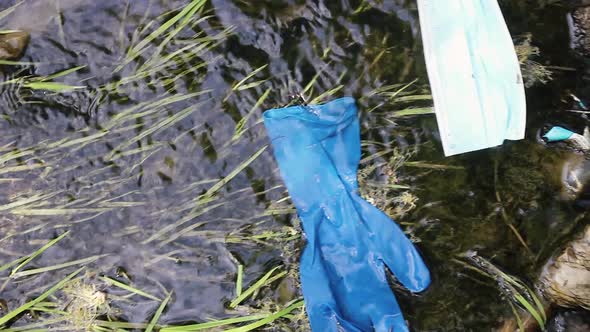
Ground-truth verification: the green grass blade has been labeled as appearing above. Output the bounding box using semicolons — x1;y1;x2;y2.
392;107;434;117
23;82;85;92
109;144;162;161
11;231;70;276
34;65;87;82
383;78;417;100
0;60;38;66
160;314;267;331
157;220;210;247
145;292;172;332
403;161;463;170
143;201;224;245
229;266;280;308
116;0;207;71
202;145;267;199
11;208;114;216
12;254;107;278
224;300;304;332
94;321;149;329
0;267;84;327
233;88;270;140
145;4;205;65
2;317;66;331
302;67;327;98
142;39;210;72
532;294;547;322
232;64;268;91
0;256;26;273
514;294;545;329
309;85;343;104
108;102;206;159
104;91;209;129
0;163;46;175
523;285;547;322
0;1;23;22
45;131;108;150
0;149;35;165
508;302;525;332
391;94;432;103
101;276;161;301
236;264;243;297
363;83;413;99
236;80;267;91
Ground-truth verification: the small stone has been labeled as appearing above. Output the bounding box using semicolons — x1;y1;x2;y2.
0;31;30;60
0;298;7;313
539;226;590;310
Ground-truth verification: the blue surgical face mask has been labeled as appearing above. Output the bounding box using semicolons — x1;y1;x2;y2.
418;0;527;156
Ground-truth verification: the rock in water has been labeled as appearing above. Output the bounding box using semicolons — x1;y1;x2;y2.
540;225;590;310
0;31;30;60
546;310;590;332
569;4;590;56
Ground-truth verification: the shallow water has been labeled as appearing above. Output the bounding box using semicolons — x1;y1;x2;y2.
0;0;588;331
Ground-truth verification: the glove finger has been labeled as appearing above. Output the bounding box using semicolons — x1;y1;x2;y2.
366;294;409;332
354;196;431;292
300;243;364;332
307;304;364;332
356;261;410;332
306;305;352;332
319;108;362;191
375;314;409;332
333;258;410;332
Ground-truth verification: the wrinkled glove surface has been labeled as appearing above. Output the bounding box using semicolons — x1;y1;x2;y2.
263;97;430;332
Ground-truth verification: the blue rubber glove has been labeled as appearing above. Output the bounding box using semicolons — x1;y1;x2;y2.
263;97;430;332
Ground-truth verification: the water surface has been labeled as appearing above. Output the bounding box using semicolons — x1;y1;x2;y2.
0;0;587;330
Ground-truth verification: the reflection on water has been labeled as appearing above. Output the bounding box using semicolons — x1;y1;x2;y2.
0;0;587;330
1;0;92;32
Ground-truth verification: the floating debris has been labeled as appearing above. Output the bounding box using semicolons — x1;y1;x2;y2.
543;126;590;151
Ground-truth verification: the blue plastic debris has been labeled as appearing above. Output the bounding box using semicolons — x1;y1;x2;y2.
263;97;430;332
544;126;575;142
543;126;590;151
417;0;527;156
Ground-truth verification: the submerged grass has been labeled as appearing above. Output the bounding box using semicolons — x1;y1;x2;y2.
456;252;547;329
100;276;161;301
229;266;284;308
116;0;208;72
1;65;86;92
11;255;106;278
161;299;304;331
145;292;172;332
10;231;69;276
0;0;302;328
0;267;84;328
0;1;23;22
0;0;536;330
